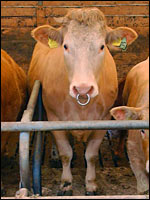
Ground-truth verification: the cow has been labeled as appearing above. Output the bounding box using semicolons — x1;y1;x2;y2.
27;8;137;195
108;78;127;159
1;49;27;195
110;57;149;194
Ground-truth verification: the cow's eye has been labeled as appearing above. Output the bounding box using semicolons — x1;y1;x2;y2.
100;45;105;50
64;44;68;50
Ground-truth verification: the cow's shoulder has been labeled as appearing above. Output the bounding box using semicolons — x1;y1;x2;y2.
127;58;149;82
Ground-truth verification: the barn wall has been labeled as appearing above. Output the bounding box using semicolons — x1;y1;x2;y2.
1;1;149;80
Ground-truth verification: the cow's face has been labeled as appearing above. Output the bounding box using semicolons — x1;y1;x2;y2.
110;105;149;173
62;20;106;98
31;8;137;100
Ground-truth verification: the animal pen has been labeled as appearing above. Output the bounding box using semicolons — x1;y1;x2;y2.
1;1;149;199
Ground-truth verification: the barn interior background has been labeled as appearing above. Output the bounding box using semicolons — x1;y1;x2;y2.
1;1;149;197
1;1;149;81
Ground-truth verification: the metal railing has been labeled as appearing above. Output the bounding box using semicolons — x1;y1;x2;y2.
1;120;149;132
1;80;149;198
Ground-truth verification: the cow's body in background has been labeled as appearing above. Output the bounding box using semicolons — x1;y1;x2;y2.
1;49;27;154
1;49;27;194
28;8;137;195
110;78;127;158
111;57;149;194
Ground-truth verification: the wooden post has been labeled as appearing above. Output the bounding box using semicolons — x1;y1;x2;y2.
37;1;45;26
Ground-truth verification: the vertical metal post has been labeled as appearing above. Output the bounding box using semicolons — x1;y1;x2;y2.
19;80;41;193
19;132;30;190
32;85;43;195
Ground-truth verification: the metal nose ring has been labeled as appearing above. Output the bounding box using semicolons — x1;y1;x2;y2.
76;94;90;106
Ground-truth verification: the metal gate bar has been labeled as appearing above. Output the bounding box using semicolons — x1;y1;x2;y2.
1;120;149;132
1;194;149;199
2;79;149;199
19;80;41;192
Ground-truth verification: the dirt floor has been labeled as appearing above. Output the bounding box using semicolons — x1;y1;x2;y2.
1;132;141;197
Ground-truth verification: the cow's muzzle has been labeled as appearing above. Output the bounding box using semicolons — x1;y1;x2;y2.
69;82;98;99
76;93;90;106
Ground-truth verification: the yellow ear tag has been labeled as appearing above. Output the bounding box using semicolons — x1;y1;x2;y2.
112;38;122;47
48;38;58;48
112;37;127;51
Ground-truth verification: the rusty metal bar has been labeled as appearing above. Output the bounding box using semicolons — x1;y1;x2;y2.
19;80;41;191
1;194;149;199
1;120;149;132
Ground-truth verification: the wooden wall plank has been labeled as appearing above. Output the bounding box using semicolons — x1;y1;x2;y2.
44;15;149;28
44;5;149;16
1;27;34;40
1;17;36;27
1;1;37;6
106;16;149;27
6;15;147;31
102;5;149;15
43;1;149;6
1;7;36;17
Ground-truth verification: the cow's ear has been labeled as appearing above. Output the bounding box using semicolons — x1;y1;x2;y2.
110;106;140;120
31;25;63;47
106;27;138;51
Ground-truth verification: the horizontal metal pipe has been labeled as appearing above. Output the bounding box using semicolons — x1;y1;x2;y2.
1;120;149;132
1;194;149;199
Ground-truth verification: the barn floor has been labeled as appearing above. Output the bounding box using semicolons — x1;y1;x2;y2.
1;133;141;197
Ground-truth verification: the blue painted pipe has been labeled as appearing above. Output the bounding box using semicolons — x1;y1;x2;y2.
32;86;43;195
32;131;42;195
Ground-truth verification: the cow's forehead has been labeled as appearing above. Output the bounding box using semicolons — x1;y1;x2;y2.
64;20;106;43
62;8;107;40
64;7;106;27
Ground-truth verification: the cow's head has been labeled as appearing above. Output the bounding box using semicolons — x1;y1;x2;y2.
31;8;137;100
110;105;149;173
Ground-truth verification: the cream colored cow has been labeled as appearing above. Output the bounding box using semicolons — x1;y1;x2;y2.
28;8;137;195
110;57;149;194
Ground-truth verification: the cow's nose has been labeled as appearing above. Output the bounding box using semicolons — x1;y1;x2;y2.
73;85;94;96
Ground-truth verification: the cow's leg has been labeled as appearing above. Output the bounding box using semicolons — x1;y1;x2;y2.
1;180;5;196
1;132;10;155
85;130;105;195
53;131;73;196
127;132;149;194
50;133;62;168
115;130;127;158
